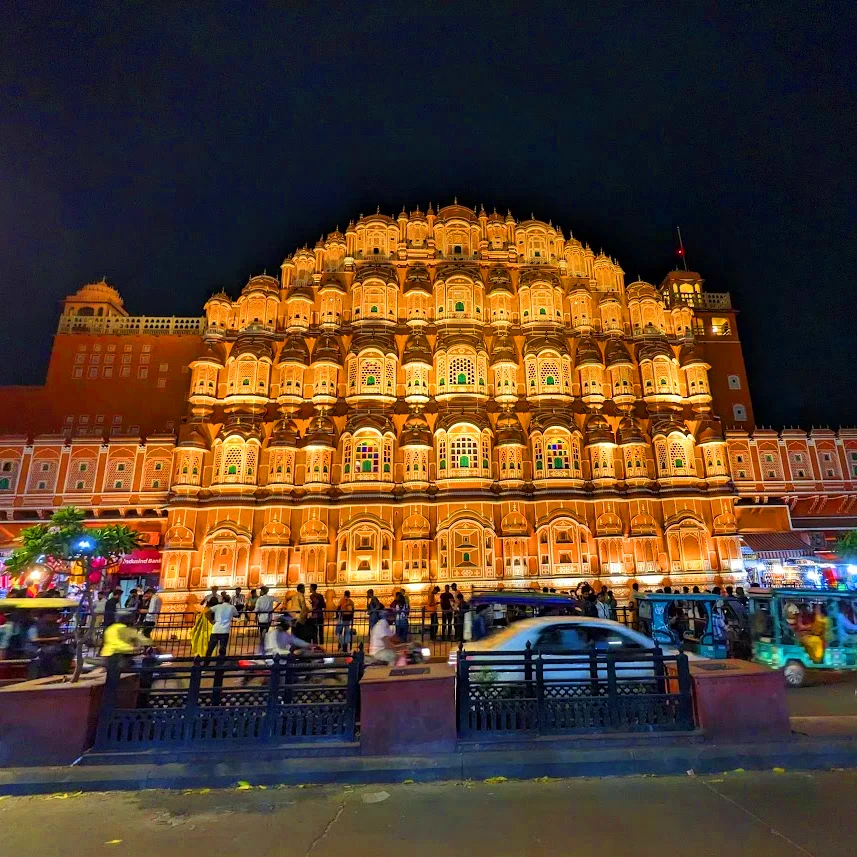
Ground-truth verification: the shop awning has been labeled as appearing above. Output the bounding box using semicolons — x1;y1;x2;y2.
741;532;813;559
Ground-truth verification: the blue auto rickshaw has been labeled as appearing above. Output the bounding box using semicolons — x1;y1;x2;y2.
635;593;747;659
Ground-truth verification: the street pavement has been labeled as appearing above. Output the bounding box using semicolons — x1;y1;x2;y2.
787;671;857;717
3;771;856;857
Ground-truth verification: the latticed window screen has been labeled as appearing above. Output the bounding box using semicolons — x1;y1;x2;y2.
355;441;379;474
237;361;255;388
534;439;544;471
449;357;474;385
105;458;133;491
527;361;537;387
656;442;669;473
245;445;258;479
383;441;392;474
224;447;243;481
69;459;96;491
545;438;570;471
451;437;478;469
361;359;381;388
669;440;687;472
29;461;56;491
540;361;559;388
384;361;395;391
481;436;490;470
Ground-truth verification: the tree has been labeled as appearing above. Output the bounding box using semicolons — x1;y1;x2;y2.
5;507;142;681
837;531;857;562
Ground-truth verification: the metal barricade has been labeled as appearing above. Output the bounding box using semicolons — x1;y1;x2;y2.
94;650;363;750
456;643;693;736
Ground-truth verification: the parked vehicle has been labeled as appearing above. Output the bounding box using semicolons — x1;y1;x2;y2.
749;587;857;686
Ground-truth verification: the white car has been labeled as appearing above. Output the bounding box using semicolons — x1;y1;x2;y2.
448;616;685;684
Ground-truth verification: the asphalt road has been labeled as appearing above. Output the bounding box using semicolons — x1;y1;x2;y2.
3;772;856;857
786;671;857;717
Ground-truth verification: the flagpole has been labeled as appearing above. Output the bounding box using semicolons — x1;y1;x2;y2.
676;226;688;271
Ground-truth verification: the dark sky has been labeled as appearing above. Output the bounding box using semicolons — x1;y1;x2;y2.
2;2;856;427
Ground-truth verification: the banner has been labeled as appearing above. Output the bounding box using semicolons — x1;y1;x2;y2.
118;548;162;577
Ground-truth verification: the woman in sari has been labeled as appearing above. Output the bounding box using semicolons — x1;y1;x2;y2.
190;600;214;656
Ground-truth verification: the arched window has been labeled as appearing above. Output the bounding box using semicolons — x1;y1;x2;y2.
355;440;379;474
455;301;465;312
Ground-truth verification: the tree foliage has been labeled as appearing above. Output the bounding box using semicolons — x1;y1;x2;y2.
4;506;141;576
837;531;857;561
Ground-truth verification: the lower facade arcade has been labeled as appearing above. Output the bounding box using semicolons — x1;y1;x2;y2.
159;496;745;610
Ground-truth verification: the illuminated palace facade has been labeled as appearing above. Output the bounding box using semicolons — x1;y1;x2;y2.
2;203;855;604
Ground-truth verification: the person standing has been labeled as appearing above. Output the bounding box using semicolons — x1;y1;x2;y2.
88;591;107;645
427;586;440;641
440;585;454;640
205;593;237;662
253;586;278;644
367;589;383;631
125;588;140;615
233;587;246;618
291;583;310;641
391;590;410;642
336;590;355;652
202;586;220;608
245;588;258;622
454;592;469;642
142;587;162;638
309;583;326;646
103;588;123;629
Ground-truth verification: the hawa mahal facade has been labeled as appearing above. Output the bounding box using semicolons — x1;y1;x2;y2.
2;203;856;605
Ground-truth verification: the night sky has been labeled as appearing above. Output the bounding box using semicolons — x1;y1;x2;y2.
2;3;855;427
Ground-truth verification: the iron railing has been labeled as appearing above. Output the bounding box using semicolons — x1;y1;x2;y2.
94;651;363;750
456;644;693;736
77;602;637;661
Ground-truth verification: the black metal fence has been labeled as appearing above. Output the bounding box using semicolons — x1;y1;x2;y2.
94;651;363;750
456;644;693;737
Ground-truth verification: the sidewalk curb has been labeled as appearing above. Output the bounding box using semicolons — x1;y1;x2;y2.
2;735;857;795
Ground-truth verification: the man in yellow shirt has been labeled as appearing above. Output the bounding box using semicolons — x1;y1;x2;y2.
100;613;150;671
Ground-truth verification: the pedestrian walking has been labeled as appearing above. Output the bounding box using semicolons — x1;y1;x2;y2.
205;593;237;662
440;584;454;640
309;583;326;645
253;586;278;643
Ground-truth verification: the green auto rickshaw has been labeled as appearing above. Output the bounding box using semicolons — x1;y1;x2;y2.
749;588;857;686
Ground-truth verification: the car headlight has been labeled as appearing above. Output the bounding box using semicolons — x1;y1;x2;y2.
421;647;431;658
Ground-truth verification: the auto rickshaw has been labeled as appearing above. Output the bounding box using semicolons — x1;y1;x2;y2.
635;593;749;659
748;588;857;686
0;597;78;682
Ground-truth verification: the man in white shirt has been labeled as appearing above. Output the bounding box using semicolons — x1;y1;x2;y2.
205;593;238;661
253;586;280;643
368;610;400;665
265;616;312;657
142;587;162;638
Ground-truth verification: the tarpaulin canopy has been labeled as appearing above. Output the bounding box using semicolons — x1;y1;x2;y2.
741;532;813;559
